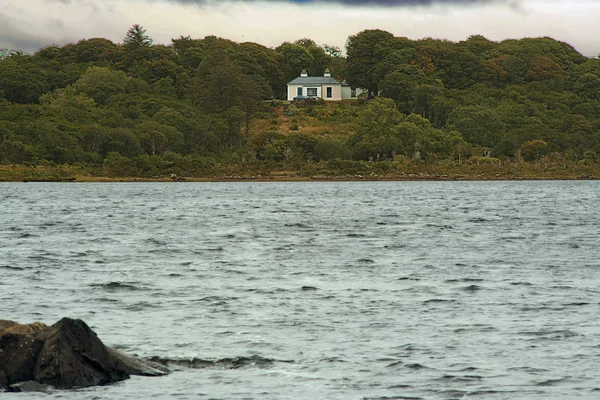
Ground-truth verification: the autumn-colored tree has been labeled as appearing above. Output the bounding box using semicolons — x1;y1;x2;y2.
520;139;548;161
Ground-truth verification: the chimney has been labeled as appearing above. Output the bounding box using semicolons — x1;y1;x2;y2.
324;68;331;77
300;69;308;78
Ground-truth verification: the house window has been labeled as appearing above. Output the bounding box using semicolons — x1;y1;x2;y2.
307;88;317;97
297;87;303;96
351;89;357;98
326;87;332;98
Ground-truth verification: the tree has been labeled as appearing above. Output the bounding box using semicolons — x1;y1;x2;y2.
346;30;395;97
294;38;332;77
350;97;405;159
314;137;352;161
372;48;417;86
123;24;152;49
436;47;483;89
459;35;496;57
446;106;506;148
520;139;548;161
191;43;243;114
573;73;600;100
128;50;184;85
238;42;285;98
379;69;417;114
276;42;314;84
74;67;131;105
526;56;565;81
323;44;341;58
71;38;121;64
136;120;183;155
0;57;50;104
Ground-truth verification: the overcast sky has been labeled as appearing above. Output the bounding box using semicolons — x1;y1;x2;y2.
1;0;598;57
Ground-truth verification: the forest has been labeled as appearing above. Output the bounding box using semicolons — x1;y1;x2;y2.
1;25;599;181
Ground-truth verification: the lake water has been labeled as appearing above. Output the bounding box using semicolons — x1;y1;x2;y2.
1;181;599;399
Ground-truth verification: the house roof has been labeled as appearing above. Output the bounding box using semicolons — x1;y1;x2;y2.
288;76;342;85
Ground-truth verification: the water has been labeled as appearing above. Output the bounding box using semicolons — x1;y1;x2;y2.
1;181;599;399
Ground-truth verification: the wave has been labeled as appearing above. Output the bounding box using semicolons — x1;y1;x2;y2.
459;284;485;292
357;258;375;263
90;282;146;291
445;278;483;283
436;374;483;382
423;299;455;304
364;397;422;400
536;377;570;386
146;355;292;370
17;232;37;238
518;329;582;340
404;363;429;370
0;265;24;270
284;223;311;229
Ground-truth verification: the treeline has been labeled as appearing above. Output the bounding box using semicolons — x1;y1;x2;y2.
344;30;600;162
0;26;599;177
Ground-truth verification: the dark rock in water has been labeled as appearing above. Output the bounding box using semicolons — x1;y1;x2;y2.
0;332;45;384
33;318;132;388
0;318;168;391
0;370;7;389
6;381;50;393
106;347;168;377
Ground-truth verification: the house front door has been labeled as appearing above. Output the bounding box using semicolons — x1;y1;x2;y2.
297;87;302;96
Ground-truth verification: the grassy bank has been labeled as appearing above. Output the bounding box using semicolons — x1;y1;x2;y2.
1;160;599;183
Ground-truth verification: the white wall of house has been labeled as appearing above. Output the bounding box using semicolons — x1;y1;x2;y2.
341;86;367;100
288;84;343;101
322;84;342;101
341;86;353;100
287;84;302;101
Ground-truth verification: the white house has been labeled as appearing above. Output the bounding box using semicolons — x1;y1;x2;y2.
287;69;365;101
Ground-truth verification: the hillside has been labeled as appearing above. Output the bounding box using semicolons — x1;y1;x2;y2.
0;26;599;180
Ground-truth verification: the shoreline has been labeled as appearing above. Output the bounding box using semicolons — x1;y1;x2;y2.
2;163;599;183
6;174;599;183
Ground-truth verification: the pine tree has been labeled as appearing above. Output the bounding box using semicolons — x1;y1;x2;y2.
123;24;152;49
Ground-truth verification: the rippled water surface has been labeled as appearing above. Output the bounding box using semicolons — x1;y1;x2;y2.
1;181;600;399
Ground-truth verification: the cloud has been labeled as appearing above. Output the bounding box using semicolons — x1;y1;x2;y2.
0;13;54;53
1;0;599;57
170;0;515;5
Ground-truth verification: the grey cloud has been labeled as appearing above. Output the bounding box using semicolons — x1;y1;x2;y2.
0;34;51;54
47;19;66;30
171;0;517;6
0;14;52;53
47;0;101;11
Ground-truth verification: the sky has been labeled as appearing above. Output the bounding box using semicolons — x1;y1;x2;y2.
1;0;599;57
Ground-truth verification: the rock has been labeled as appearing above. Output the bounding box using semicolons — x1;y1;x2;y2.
6;381;50;393
1;322;48;336
0;320;18;333
0;318;168;391
33;318;132;388
0;370;7;389
106;347;168;377
0;332;45;384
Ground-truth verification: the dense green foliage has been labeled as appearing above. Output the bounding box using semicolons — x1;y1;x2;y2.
0;26;599;178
